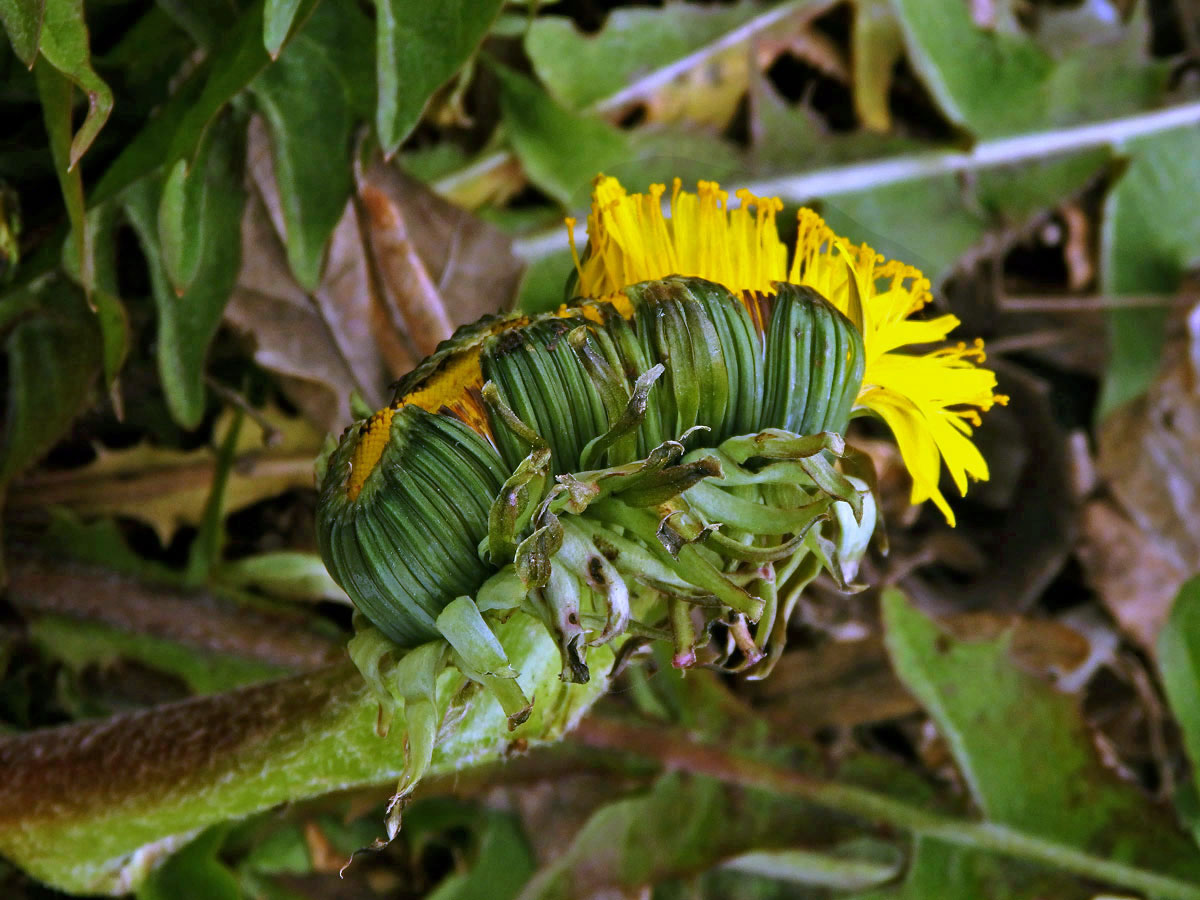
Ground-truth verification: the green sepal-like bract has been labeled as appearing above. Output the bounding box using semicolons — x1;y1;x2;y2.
316;275;882;820
437;596;532;728
317;407;508;646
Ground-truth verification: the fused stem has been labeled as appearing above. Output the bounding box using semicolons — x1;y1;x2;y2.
0;615;615;895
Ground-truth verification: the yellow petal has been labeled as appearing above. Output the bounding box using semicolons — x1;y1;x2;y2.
858;387;957;525
566;176;1008;525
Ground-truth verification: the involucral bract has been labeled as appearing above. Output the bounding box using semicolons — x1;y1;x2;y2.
314;177;1003;828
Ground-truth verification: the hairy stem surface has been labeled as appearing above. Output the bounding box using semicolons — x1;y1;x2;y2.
0;615;612;895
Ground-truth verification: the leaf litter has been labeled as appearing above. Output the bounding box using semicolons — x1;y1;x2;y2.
4;0;1200;897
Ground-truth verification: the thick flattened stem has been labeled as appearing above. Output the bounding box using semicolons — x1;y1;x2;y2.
0;607;619;896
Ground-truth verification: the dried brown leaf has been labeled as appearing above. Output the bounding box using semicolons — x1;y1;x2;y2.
1091;302;1200;649
7;408;320;544
745;636;920;731
1079;501;1189;654
232;119;400;430
229;120;522;433
750;613;1090;739
355;157;521;353
356;171;454;360
1059;203;1094;291
939;612;1092;678
228;192;379;430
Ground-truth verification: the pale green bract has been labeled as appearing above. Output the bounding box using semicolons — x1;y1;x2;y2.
315;277;882;829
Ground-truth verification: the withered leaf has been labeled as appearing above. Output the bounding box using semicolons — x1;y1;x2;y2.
230;119;400;431
355;155;522;358
1091;301;1200;650
228;118;523;433
8;407;321;545
744;636;920;732
1078;499;1186;652
229;189;383;430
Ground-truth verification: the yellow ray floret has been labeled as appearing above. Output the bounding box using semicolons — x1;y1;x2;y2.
345;331;502;500
569;178;788;302
569;175;1007;526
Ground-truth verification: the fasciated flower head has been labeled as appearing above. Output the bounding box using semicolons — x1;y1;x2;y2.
567;175;1008;525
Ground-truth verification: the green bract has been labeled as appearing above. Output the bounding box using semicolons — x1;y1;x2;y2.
479;278;865;471
315;276;879;819
317;407;508;647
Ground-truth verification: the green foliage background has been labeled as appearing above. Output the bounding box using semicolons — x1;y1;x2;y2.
2;0;1200;897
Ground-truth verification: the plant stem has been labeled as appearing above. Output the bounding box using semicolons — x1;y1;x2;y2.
748;101;1200;200
512;100;1200;263
7;560;340;669
571;717;1200;900
0;615;614;896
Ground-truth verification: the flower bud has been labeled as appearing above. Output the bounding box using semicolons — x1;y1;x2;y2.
316;404;508;646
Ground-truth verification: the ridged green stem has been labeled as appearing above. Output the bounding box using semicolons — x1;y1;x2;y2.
0;613;615;896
